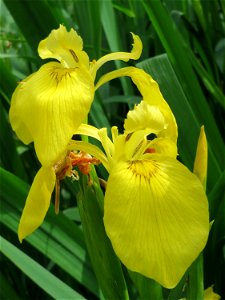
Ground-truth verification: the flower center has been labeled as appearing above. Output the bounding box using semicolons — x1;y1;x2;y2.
50;67;75;84
128;159;159;179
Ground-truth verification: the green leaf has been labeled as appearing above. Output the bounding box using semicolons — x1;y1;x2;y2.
0;98;28;181
112;3;136;18
142;0;224;168
0;59;17;102
167;273;188;300
77;173;129;300
208;171;225;220
72;0;102;59
186;255;204;300
211;196;225;296
3;0;61;52
129;272;163;300
0;236;86;299
101;0;133;95
0;167;100;297
0;273;21;300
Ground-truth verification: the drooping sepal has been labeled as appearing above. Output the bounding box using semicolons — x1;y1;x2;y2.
18;166;56;242
104;156;209;288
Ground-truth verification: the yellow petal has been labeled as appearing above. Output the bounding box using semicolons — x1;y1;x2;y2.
124;130;149;160
124;101;166;133
18;166;56;242
96;67;177;142
194;126;208;187
91;33;142;76
38;24;89;69
204;286;221;300
76;124;101;141
104;155;209;288
98;128;115;158
146;137;178;158
9;77;33;145
10;62;94;165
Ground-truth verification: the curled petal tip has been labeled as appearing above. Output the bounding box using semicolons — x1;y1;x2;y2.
130;32;143;60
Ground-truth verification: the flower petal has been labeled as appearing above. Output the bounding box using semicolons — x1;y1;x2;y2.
96;67;177;142
124;101;166;133
91;33;142;76
145;137;178;158
76;124;101;141
9;77;33;145
104;156;209;288
38;24;89;69
194;126;208;187
204;286;221;300
10;62;94;165
18;166;56;242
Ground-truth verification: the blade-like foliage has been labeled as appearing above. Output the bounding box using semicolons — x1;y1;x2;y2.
1;0;224;299
0;236;86;299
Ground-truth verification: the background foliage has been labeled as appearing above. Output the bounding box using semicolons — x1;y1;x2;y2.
0;0;224;299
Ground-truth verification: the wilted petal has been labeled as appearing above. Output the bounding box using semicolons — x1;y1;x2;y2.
104;155;209;288
10;62;94;165
18;166;56;242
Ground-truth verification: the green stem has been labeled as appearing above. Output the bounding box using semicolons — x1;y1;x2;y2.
186;254;204;300
129;272;164;300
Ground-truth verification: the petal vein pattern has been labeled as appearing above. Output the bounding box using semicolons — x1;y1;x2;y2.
104;157;209;288
38;24;89;68
10;62;94;165
95;67;177;142
10;25;143;167
18;166;56;242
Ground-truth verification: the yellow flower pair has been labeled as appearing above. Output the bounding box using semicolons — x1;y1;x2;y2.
9;25;209;288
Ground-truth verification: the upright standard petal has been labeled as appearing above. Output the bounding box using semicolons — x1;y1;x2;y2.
124;101;166;134
38;24;89;69
104;155;209;288
95;67;177;142
10;62;95;165
18;166;56;242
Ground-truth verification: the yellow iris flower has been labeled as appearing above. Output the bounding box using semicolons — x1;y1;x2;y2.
70;68;209;288
9;25;142;242
204;286;221;300
10;24;142;166
9;25;209;288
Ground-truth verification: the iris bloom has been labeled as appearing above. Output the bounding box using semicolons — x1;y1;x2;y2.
9;25;142;241
10;24;142;166
70;67;209;288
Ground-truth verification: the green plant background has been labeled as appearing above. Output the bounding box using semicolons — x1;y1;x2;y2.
0;0;224;299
